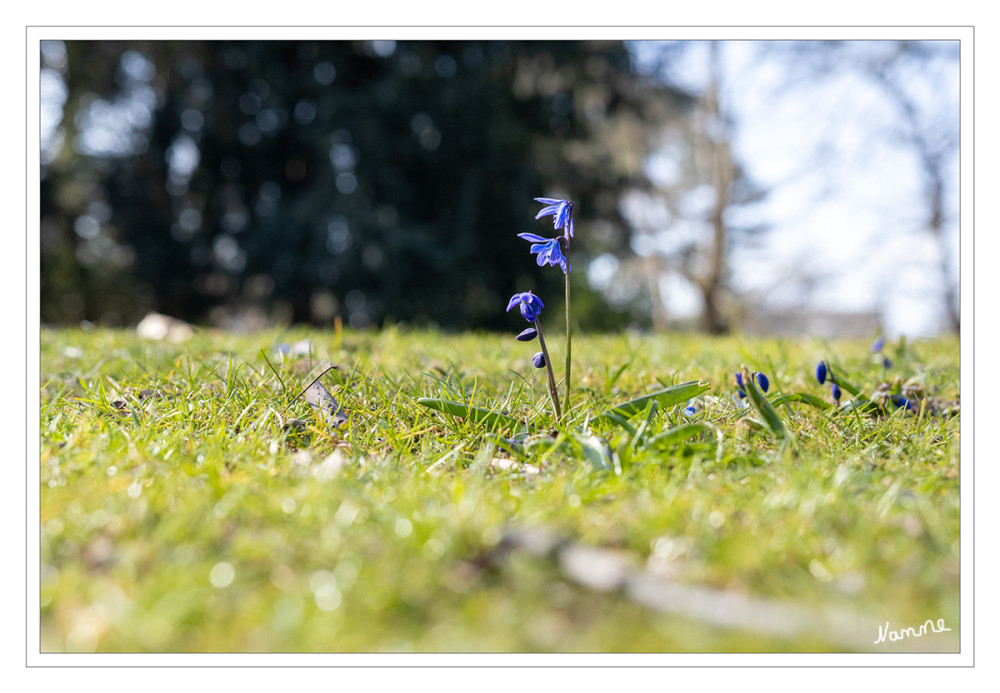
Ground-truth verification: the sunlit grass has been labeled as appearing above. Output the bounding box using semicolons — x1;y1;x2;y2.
39;327;960;653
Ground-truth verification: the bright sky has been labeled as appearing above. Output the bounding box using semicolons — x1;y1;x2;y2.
624;40;960;338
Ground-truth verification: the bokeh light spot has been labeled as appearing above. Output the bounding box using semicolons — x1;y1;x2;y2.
209;561;235;589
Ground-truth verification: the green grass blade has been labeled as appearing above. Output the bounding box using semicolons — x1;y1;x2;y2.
643;423;708;451
417;397;525;430
604;361;631;394
595;380;710;425
769;392;833;411
259;348;286;395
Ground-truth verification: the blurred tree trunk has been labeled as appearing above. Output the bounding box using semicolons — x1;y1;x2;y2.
871;61;960;334
645;256;670;331
698;41;732;334
627;41;761;334
932;184;961;334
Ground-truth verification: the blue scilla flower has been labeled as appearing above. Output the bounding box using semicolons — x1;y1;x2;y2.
532;352;546;369
516;327;538;342
831;383;842;404
506;291;545;323
891;394;915;411
683;403;698;417
815;361;828;385
517;233;569;274
883;357;892;369
735;372;747;399
755;372;769;393
534;197;575;238
871;336;885;353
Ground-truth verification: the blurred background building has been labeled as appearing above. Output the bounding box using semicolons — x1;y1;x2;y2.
39;39;960;337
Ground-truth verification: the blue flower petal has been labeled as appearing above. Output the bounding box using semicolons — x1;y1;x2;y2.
554;205;571;230
534;205;562;220
517;233;550;243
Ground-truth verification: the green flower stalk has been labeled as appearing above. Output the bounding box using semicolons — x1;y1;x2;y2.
532;197;576;420
563;235;572;416
533;319;562;420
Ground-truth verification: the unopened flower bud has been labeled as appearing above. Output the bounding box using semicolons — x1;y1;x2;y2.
755;372;769;393
816;361;828;385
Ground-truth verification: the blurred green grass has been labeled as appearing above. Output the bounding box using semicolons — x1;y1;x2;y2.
39;327;960;653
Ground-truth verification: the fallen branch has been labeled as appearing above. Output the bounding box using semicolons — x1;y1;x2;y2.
481;526;956;652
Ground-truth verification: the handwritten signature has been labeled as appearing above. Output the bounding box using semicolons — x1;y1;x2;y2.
874;618;952;644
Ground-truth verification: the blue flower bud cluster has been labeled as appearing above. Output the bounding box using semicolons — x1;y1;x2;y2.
871;336;892;369
506;292;545;369
815;360;841;405
735;371;769;398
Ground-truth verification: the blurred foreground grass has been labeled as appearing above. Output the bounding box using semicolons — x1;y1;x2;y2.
38;327;960;653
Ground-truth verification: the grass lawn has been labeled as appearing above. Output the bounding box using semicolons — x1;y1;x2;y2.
38;326;960;653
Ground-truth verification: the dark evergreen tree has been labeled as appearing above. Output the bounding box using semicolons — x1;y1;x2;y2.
40;40;692;330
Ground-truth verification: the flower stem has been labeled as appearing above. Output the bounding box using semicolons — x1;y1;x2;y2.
563;249;572;420
534;320;562;420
